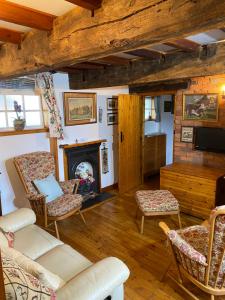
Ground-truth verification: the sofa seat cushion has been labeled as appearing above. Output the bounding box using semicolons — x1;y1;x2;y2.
36;244;92;282
47;194;83;217
14;224;63;260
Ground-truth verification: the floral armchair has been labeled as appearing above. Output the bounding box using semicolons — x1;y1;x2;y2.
160;206;225;300
14;151;85;239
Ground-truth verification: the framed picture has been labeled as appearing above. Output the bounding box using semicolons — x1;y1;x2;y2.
64;92;97;126
183;94;219;121
181;126;194;143
164;101;172;112
107;113;118;125
107;97;118;111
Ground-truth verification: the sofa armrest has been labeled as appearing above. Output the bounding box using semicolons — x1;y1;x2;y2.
0;208;36;232
56;257;130;300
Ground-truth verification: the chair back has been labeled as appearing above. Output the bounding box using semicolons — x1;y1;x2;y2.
14;151;55;194
207;207;225;288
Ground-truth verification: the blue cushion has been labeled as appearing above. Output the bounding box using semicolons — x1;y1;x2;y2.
33;174;64;203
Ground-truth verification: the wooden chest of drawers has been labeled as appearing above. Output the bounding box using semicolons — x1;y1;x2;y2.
160;162;225;219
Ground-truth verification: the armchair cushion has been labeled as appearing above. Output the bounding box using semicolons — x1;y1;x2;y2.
33;174;64;203
47;194;83;217
59;179;79;195
168;230;207;266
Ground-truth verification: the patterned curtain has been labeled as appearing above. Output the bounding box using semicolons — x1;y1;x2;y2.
36;72;63;139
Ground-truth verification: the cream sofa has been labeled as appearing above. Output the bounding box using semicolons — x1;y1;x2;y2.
0;208;130;300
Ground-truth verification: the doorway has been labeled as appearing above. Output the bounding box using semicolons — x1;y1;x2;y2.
143;94;174;180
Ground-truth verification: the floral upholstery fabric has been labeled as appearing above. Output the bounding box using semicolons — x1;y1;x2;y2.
47;194;83;217
2;253;55;300
14;152;55;194
0;228;14;248
208;207;225;288
59;179;79;194
136;190;179;214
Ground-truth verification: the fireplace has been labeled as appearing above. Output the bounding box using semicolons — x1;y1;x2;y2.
62;140;105;201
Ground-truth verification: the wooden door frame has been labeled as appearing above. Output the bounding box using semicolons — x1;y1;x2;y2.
138;91;177;177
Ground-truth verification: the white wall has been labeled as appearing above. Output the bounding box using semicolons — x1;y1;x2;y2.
54;73;128;187
0;74;128;214
0;133;50;214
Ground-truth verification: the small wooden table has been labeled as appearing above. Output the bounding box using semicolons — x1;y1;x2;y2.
160;162;225;219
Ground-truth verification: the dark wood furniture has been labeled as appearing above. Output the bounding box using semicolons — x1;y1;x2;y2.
143;134;166;177
160;162;225;219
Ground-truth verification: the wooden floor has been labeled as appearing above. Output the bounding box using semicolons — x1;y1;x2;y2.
57;176;225;300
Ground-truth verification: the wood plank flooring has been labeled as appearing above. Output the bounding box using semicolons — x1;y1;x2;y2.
57;176;224;300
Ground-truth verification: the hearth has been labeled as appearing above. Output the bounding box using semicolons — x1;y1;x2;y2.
62;140;105;201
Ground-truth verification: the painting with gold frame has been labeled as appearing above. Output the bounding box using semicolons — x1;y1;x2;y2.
64;92;97;126
183;93;219;122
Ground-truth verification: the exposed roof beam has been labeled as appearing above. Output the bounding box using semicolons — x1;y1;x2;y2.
94;55;130;65
71;62;105;69
0;27;22;44
66;0;101;10
125;49;163;59
165;39;200;52
68;43;223;89
0;0;55;31
1;0;225;78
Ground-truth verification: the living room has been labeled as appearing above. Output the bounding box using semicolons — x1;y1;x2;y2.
1;1;225;300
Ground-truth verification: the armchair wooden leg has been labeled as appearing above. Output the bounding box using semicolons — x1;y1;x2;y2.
79;210;86;225
140;215;145;234
54;221;60;239
177;211;182;229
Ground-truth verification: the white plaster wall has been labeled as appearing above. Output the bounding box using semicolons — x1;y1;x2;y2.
53;73;128;187
0;133;49;214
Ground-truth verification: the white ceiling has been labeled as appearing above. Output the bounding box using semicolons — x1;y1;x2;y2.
0;0;75;32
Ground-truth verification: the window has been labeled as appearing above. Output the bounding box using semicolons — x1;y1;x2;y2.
0;94;45;130
145;96;156;121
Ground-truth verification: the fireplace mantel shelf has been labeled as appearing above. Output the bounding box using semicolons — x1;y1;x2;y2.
59;139;107;150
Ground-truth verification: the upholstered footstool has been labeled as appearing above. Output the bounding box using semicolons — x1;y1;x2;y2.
135;190;181;234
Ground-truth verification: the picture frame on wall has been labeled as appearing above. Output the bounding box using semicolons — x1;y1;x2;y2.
64;92;97;126
107;97;118;111
183;93;219;122
181;126;194;143
107;113;118;125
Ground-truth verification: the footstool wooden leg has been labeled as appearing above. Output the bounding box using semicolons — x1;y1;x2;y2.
140;215;145;234
177;210;182;229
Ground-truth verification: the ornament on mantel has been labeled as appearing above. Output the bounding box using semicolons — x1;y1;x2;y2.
101;143;109;174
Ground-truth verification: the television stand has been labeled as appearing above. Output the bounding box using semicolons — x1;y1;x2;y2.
160;162;225;219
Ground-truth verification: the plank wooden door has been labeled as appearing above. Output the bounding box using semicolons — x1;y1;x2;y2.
118;94;143;193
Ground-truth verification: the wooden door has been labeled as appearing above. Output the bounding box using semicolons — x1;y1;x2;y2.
118;94;143;193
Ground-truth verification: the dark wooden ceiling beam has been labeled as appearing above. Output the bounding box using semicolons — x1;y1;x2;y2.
94;55;130;65
0;27;22;44
165;39;200;52
1;0;225;78
70;62;105;69
125;49;163;59
68;43;224;89
0;0;55;30
66;0;101;10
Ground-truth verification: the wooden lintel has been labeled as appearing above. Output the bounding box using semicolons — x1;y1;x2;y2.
0;0;55;31
1;0;225;78
60;139;107;149
165;39;200;52
66;0;101;10
129;80;190;94
126;49;163;59
0;27;22;44
94;55;130;65
69;44;224;89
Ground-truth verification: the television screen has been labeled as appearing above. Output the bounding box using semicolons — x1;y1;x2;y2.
194;127;225;153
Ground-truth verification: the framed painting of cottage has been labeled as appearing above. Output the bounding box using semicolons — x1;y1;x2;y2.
64;92;97;126
183;94;219;121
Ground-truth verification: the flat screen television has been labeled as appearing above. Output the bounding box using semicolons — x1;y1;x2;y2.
194;127;225;153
